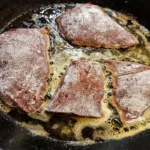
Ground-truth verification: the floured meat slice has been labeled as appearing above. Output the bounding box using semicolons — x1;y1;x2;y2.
46;60;104;117
0;28;50;113
106;60;150;121
106;60;149;76
56;4;139;48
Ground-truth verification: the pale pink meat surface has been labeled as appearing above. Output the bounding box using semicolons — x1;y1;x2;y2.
56;4;139;48
47;60;104;117
107;60;150;120
0;28;50;113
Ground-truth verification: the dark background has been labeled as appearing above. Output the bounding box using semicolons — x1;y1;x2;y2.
0;0;150;149
0;0;150;32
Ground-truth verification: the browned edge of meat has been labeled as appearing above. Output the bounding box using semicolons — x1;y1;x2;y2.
106;61;131;122
30;27;51;114
56;3;139;49
46;60;105;118
0;27;51;114
106;60;150;122
106;60;150;76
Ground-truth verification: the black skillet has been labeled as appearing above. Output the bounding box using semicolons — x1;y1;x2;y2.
0;0;150;149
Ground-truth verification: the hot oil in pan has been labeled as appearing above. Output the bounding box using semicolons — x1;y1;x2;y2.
1;3;150;144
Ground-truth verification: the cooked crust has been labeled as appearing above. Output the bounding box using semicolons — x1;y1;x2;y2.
38;27;51;108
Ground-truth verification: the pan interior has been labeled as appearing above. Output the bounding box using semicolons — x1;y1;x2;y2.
1;3;150;145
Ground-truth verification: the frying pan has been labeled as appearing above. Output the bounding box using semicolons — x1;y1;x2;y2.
0;0;150;149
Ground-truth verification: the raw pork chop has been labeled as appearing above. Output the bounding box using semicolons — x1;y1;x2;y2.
56;4;139;48
47;60;104;117
0;27;50;113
